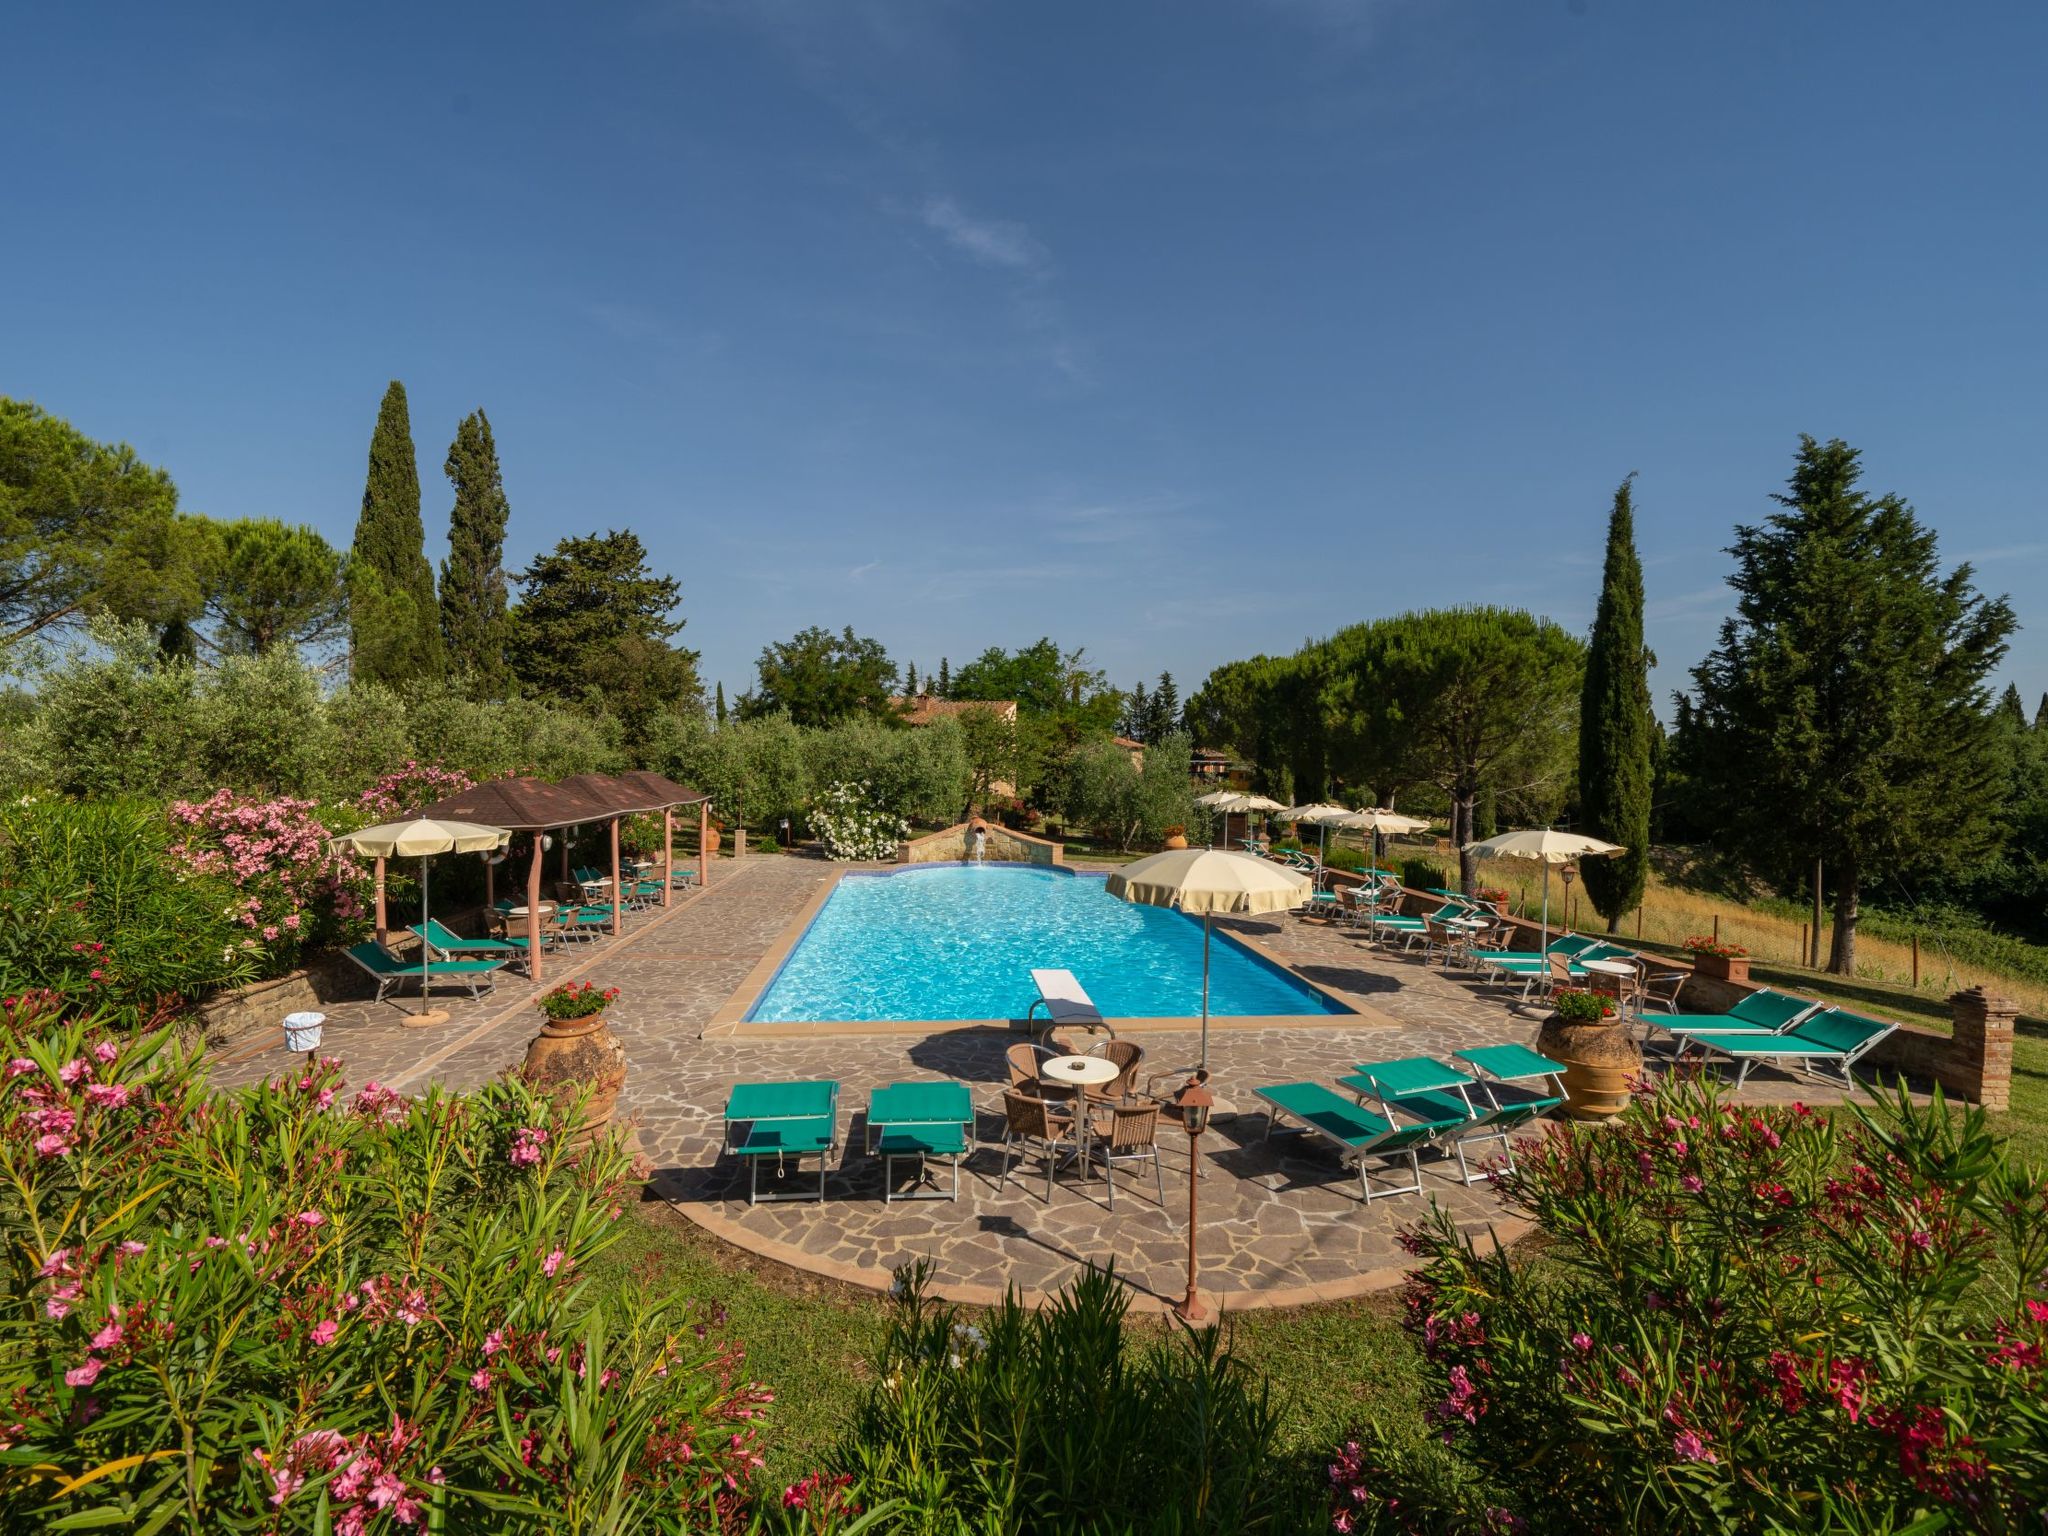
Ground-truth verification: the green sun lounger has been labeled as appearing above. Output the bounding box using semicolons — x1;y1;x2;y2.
1472;933;1604;968
723;1080;839;1204
344;941;504;1005
1254;1081;1466;1202
1676;1007;1896;1088
1339;1056;1511;1185
1641;987;1817;1039
1452;1044;1568;1170
413;917;531;957
865;1080;974;1202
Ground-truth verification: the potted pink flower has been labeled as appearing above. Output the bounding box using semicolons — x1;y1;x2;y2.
1682;934;1751;984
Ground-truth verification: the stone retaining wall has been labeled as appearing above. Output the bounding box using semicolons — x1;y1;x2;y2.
898;819;1064;867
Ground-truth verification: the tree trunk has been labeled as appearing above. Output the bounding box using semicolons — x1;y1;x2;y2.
1827;866;1859;975
1454;791;1477;892
1604;909;1621;934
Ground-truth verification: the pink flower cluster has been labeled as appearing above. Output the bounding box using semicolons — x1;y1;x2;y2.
358;761;474;822
254;1415;442;1532
508;1126;548;1168
9;1038;136;1158
166;790;368;958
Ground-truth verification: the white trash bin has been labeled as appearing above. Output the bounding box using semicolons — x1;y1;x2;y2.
282;1011;326;1053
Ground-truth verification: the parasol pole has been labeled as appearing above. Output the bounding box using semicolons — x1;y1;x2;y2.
416;855;431;1017
1201;911;1213;1069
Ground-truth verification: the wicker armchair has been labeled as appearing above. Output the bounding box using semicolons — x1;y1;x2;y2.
1086;1098;1165;1209
1006;1043;1073;1105
1094;1039;1145;1101
1000;1091;1078;1201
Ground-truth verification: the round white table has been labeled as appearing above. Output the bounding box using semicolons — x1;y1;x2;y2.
1579;958;1637;979
1042;1056;1121;1176
504;903;558;919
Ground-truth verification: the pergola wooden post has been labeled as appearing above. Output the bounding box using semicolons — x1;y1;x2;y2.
526;834;546;984
661;809;674;909
609;817;623;936
373;856;388;944
484;858;495;911
699;800;712;888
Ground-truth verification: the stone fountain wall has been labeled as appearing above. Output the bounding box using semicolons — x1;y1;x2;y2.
897;819;1064;867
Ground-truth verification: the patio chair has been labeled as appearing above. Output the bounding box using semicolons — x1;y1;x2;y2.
1253;1082;1466;1203
1087;1098;1165;1209
722;1080;839;1204
1093;1038;1145;1100
1006;1042;1074;1106
1000;1090;1082;1201
343;941;504;1006
865;1081;973;1202
1673;1007;1897;1089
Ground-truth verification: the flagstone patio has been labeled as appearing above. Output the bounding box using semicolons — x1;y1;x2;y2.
207;854;1856;1312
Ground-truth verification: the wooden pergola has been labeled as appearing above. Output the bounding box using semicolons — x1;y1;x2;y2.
412;773;712;983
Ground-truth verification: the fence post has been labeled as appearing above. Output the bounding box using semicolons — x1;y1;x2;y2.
1635;907;1642;940
1800;923;1808;969
1912;934;1920;989
1712;913;1720;943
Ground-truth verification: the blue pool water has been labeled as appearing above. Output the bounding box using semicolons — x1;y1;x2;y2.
746;864;1345;1023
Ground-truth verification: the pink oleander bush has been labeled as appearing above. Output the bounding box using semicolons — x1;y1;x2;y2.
166;789;372;972
1328;1076;2048;1533
0;992;780;1532
358;761;475;822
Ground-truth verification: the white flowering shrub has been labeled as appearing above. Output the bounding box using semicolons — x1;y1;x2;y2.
809;780;909;861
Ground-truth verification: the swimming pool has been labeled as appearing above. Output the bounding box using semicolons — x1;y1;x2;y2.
745;864;1345;1023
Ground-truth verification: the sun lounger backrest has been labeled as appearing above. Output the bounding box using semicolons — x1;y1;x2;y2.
346;941;404;974
1726;989;1816;1031
1788;1008;1893;1055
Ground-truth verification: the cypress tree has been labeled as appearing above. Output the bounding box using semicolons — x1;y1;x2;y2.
1151;672;1180;744
348;381;443;685
2036;692;2048;732
905;661;919;696
715;681;727;725
439;409;512;696
1577;474;1653;931
937;656;951;698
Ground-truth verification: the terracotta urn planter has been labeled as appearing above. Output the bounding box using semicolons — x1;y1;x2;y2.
1163;833;1190;851
1689;952;1751;985
1534;1014;1642;1122
521;1012;627;1143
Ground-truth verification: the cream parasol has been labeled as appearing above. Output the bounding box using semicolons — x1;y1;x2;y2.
334;818;511;1018
1106;848;1312;1066
1461;828;1624;953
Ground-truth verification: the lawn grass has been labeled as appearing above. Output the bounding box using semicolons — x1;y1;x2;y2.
586;1202;1431;1483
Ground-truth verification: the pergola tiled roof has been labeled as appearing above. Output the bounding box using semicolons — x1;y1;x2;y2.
409;772;714;983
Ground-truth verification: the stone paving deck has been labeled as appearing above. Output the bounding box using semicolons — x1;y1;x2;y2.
208;855;1854;1312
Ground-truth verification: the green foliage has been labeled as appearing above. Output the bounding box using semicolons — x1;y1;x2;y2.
438;409;514;697
649;711;810;829
1330;609;1584;886
808;780;910;861
1399;858;1447;892
801;716;968;827
185;643;331;795
1066;732;1198;852
949;638;1112;719
0;999;775;1531
347;380;445;685
0;796;254;1013
1682;436;2018;973
1577;475;1653;926
0;398;196;645
744;625;898;728
203;516;347;655
1336;1077;2048;1532
834;1262;1315;1533
22;618;199;797
510;529;700;726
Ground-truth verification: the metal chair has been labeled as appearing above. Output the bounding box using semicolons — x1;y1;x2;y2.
1087;1099;1166;1209
1000;1091;1081;1201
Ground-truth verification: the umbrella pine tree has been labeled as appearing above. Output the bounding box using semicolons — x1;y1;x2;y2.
1577;475;1653;930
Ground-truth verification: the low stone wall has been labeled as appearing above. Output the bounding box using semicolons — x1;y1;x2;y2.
898;819;1064;867
191;952;372;1049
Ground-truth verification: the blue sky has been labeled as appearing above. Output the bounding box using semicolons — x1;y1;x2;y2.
9;0;2047;712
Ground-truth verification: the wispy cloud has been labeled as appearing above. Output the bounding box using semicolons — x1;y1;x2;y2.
1045;493;1197;545
921;197;1044;272
849;559;882;580
1957;540;2048;567
1646;585;1733;622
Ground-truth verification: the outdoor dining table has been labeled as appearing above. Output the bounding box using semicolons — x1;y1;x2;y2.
1578;957;1641;1015
865;1080;974;1201
1041;1054;1121;1177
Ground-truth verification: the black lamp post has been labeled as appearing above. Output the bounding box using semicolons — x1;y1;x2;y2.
1173;1071;1215;1324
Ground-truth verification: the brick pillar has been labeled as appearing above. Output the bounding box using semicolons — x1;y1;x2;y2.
1948;986;2016;1111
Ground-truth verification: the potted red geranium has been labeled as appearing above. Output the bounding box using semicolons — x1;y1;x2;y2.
1682;934;1751;984
1474;886;1510;917
521;982;627;1142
